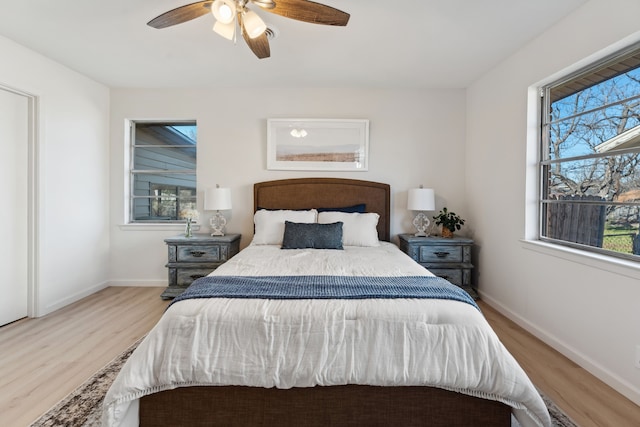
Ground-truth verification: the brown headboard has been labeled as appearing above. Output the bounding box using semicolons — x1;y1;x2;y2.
254;178;391;242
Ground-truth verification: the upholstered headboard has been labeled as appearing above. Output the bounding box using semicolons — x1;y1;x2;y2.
253;178;391;242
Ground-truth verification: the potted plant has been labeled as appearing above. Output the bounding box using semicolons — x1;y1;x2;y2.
433;207;465;238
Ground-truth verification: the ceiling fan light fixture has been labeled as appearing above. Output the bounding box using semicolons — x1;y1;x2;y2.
147;0;349;59
211;0;237;24
243;9;267;39
213;20;236;40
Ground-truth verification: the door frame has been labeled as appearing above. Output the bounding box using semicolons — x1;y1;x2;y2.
1;83;39;318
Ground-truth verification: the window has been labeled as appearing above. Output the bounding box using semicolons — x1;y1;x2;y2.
540;44;640;260
129;121;197;223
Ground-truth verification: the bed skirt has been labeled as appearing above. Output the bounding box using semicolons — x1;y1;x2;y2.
139;384;512;426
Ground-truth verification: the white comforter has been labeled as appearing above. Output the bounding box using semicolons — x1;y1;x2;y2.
102;243;551;427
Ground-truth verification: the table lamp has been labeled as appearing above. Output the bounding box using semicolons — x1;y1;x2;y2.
204;185;232;236
407;187;435;236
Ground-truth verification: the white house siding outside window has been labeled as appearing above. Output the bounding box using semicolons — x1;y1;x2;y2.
129;121;197;223
540;44;640;261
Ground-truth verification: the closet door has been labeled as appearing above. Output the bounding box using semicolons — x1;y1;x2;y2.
0;88;29;326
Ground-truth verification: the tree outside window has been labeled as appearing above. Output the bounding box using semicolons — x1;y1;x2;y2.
541;46;640;259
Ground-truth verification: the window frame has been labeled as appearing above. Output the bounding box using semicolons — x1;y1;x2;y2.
538;43;640;262
127;119;197;224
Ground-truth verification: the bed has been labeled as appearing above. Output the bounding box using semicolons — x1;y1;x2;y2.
103;178;551;427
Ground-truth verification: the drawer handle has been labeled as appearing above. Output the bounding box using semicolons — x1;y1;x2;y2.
190;250;206;257
190;274;206;280
434;251;450;258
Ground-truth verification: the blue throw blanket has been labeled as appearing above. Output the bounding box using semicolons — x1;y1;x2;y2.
171;275;478;310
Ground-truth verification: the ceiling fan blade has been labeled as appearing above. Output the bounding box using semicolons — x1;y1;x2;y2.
240;15;271;59
147;1;213;29
250;0;276;9
263;0;349;26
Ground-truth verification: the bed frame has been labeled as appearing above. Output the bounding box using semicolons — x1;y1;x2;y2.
139;178;511;426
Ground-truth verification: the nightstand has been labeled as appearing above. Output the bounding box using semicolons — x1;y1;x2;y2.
398;234;477;299
162;233;241;299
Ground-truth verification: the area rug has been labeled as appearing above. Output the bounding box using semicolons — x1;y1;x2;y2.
540;393;578;427
30;338;142;427
31;339;578;427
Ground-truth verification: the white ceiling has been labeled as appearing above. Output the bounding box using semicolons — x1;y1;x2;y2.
0;0;588;89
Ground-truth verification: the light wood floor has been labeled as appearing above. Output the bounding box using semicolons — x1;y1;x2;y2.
479;301;640;427
1;288;638;426
0;287;169;427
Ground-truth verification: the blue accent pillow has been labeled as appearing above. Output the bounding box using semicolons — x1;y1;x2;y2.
281;221;344;250
317;204;366;213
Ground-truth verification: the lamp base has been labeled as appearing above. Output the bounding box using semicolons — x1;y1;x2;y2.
210;211;227;236
412;212;431;237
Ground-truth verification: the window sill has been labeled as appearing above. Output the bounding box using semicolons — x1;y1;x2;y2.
520;239;640;280
118;223;202;232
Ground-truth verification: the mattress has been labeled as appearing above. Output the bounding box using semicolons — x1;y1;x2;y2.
102;243;551;427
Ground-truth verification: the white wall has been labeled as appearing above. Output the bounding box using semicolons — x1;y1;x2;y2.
0;35;111;315
108;88;467;284
466;0;640;404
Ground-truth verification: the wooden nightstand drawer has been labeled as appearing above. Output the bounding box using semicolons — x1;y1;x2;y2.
419;245;463;263
176;267;215;286
428;268;467;287
177;245;223;262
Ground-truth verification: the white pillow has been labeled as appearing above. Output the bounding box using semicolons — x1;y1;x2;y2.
317;211;380;247
252;209;318;245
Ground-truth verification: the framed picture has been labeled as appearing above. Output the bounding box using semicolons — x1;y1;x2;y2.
267;118;369;171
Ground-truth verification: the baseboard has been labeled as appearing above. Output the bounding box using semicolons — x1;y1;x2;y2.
37;280;167;318
41;280;109;316
107;280;168;287
479;290;640;407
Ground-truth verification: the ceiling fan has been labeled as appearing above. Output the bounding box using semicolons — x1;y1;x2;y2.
147;0;350;59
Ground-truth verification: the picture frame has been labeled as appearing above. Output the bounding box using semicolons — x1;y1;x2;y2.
267;118;369;171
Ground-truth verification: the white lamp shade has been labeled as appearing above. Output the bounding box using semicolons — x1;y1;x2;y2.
205;187;232;211
243;9;267;38
407;188;435;211
213;20;235;40
211;0;236;24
